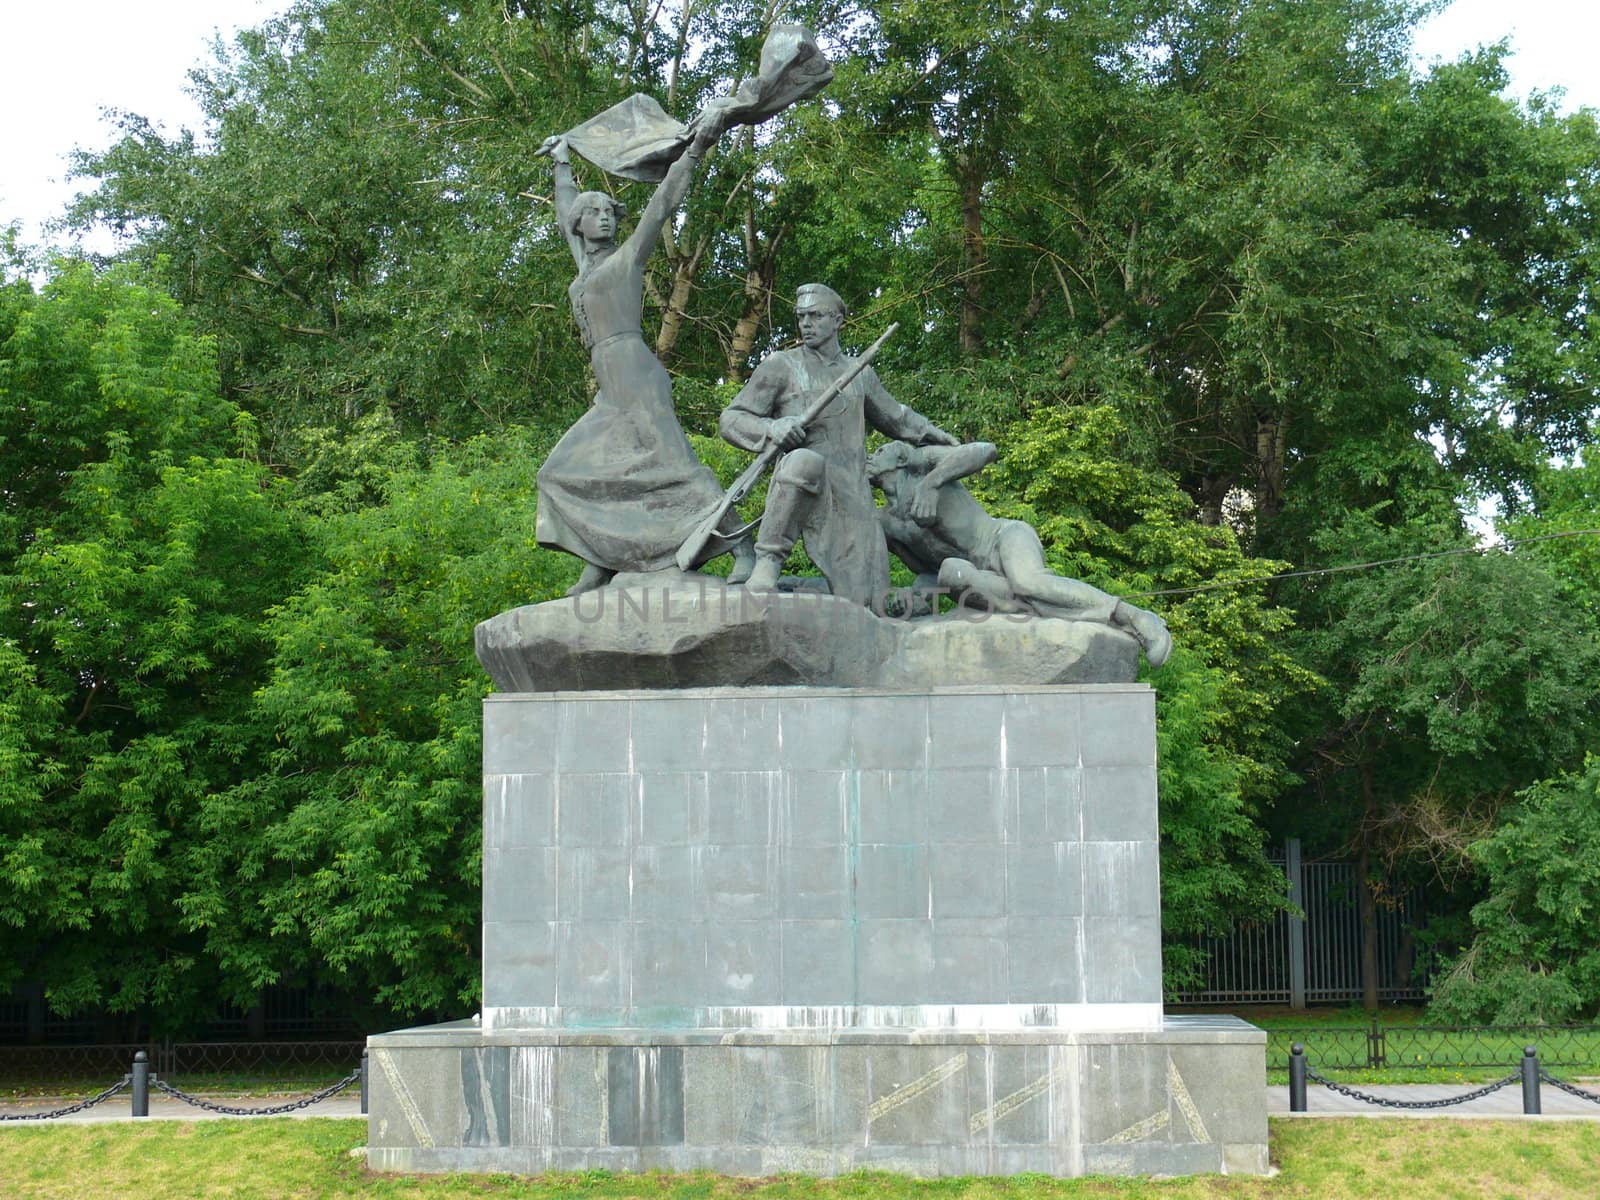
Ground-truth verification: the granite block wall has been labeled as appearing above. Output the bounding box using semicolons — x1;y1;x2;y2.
366;1018;1269;1177
479;685;1162;1029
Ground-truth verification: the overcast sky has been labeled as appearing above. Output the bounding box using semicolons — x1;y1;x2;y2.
4;0;1599;254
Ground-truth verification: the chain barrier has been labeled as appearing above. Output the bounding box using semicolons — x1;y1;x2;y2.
0;1078;130;1122
1305;1065;1521;1109
150;1071;360;1116
1539;1070;1600;1105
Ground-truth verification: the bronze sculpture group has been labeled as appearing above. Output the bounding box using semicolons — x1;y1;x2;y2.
531;25;1170;668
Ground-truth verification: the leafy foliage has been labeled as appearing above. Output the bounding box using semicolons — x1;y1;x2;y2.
1431;757;1600;1024
184;430;570;1018
17;0;1600;1021
0;265;309;1025
1285;511;1600;871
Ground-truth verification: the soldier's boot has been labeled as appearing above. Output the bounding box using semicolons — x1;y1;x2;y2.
723;508;758;585
744;449;824;593
744;551;786;593
725;532;757;586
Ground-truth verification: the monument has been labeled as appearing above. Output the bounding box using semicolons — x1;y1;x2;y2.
367;25;1267;1178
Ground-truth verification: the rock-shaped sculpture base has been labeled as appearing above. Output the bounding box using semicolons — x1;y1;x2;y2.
475;570;1139;692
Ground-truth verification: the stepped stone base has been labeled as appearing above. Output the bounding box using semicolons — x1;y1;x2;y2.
367;684;1268;1178
366;1017;1268;1177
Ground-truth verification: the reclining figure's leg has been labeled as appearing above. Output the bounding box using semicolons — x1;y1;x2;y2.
992;522;1171;666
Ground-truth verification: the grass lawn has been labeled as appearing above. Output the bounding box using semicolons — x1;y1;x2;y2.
1193;1006;1431;1029
3;1118;1599;1199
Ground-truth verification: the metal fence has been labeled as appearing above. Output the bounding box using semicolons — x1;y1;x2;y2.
1265;1021;1600;1073
0;982;363;1045
0;1040;366;1090
1172;839;1427;1006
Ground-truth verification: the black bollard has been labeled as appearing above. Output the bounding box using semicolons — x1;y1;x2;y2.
360;1049;370;1116
1522;1046;1542;1115
1289;1043;1308;1113
131;1051;149;1117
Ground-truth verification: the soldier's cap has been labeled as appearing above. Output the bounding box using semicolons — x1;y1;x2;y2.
795;282;846;315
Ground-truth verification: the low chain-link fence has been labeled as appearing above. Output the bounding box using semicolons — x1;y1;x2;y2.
0;1079;131;1122
1305;1065;1522;1110
1539;1071;1600;1106
1267;1021;1600;1075
151;1070;360;1116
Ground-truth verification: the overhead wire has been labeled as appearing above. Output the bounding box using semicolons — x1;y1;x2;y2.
1124;528;1600;599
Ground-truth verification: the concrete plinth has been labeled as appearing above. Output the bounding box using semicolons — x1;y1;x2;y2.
366;1017;1267;1176
367;685;1269;1177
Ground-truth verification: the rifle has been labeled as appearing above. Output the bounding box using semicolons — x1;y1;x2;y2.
675;321;900;573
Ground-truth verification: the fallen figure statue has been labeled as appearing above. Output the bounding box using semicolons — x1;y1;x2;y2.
867;439;1173;667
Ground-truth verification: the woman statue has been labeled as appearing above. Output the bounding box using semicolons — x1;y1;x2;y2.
534;108;755;595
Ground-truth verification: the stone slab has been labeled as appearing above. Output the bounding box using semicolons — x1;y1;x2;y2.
479;685;1162;1030
366;1016;1269;1177
474;571;1139;691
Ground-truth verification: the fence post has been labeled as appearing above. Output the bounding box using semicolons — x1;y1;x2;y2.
360;1049;369;1116
1289;1043;1308;1112
25;982;45;1044
131;1051;149;1117
1522;1046;1542;1115
1366;1016;1386;1068
1286;838;1307;1008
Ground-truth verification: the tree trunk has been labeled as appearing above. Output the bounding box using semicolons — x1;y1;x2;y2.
957;152;985;356
1358;761;1380;1014
727;262;774;383
1255;414;1287;521
726;223;787;383
1196;474;1233;527
654;236;707;365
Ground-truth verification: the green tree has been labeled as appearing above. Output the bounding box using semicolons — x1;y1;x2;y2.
1425;440;1600;1022
1512;439;1600;627
0;263;311;1027
1283;509;1600;1007
182;430;571;1018
68;0;841;450
781;2;1600;541
1430;756;1600;1024
71;1;599;449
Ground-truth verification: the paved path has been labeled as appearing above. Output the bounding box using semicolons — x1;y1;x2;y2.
0;1093;363;1125
1268;1079;1600;1118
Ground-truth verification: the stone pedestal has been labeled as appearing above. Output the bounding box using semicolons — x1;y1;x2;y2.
367;1017;1266;1176
367;685;1268;1176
